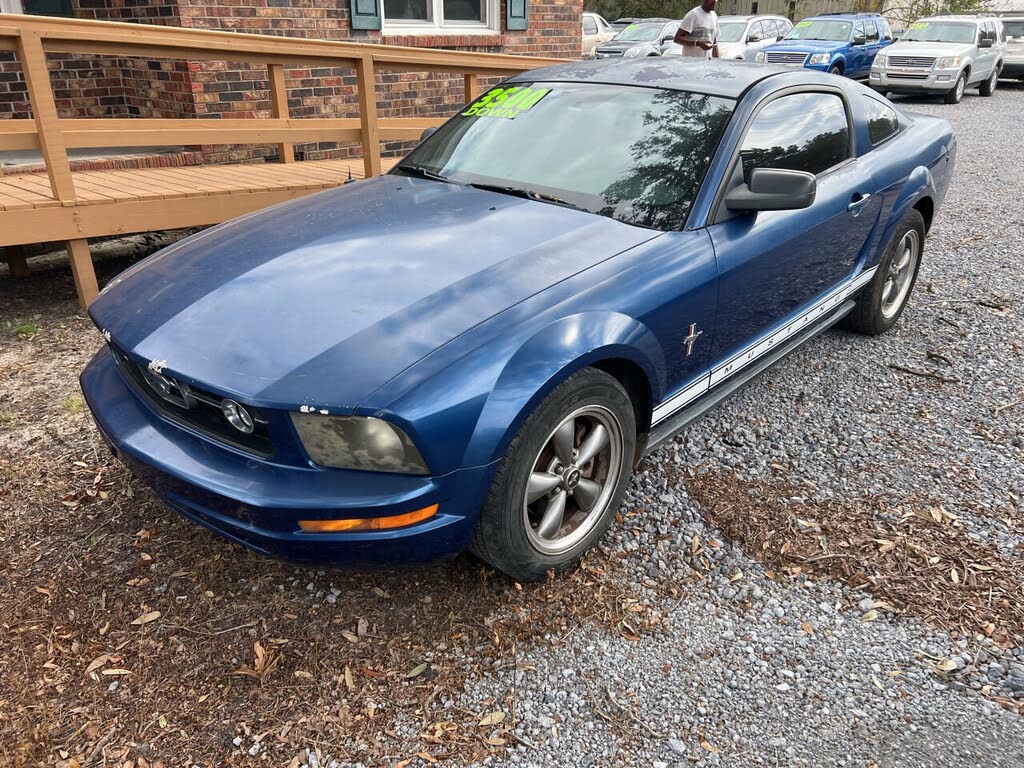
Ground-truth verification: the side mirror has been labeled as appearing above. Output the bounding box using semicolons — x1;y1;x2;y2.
747;33;763;43
419;126;438;143
853;34;866;45
725;168;817;212
979;37;993;48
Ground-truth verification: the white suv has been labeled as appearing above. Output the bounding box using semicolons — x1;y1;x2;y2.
870;15;1006;103
1001;15;1024;80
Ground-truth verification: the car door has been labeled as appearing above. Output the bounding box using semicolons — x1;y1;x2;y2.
849;20;868;76
596;14;617;46
744;20;767;59
706;89;882;365
862;20;882;73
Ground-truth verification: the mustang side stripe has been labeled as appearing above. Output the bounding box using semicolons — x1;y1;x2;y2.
651;266;878;425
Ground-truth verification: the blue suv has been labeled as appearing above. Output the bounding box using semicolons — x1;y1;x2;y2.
755;12;893;78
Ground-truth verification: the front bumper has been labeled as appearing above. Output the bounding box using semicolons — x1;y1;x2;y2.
80;346;495;566
870;67;961;92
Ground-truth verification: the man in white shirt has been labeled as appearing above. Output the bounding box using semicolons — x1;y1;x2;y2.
673;0;720;59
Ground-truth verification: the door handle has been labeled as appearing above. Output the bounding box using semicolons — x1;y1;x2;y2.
848;193;872;216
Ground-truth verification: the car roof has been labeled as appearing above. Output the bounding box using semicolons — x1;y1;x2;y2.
719;14;788;22
920;15;984;23
804;12;882;20
506;58;795;99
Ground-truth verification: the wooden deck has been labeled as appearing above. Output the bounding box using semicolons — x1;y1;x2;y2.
0;13;563;307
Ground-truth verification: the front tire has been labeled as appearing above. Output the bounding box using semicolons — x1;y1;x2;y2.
979;66;999;96
945;72;967;103
470;368;636;581
841;208;925;335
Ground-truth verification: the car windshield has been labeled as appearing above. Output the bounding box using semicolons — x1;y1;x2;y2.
718;22;747;42
613;23;664;42
899;21;977;43
1004;20;1024;38
785;19;851;41
395;82;735;230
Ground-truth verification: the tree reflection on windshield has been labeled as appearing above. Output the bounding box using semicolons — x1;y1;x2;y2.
599;91;733;230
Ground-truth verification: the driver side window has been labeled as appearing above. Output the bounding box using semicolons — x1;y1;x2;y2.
853;21;865;41
738;92;851;183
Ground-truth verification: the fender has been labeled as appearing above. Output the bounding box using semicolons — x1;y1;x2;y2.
462;311;664;469
873;163;937;265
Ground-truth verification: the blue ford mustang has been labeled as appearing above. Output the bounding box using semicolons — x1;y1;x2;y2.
81;59;955;581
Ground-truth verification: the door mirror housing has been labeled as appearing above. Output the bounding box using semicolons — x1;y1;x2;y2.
724;168;817;212
979;37;993;48
747;32;763;42
419;126;438;143
853;33;866;45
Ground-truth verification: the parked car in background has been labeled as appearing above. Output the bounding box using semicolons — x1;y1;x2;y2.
871;16;1005;103
595;20;680;58
611;16;670;32
82;59;955;581
583;12;617;59
999;14;1024;80
664;14;791;59
756;12;893;78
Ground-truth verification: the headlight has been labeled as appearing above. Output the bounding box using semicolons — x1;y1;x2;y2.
809;52;831;65
623;46;646;58
291;413;429;474
755;51;766;62
936;56;960;69
874;54;886;67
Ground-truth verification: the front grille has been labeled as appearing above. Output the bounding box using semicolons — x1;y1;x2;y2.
765;51;808;65
110;345;274;457
888;55;936;68
595;50;622;58
887;72;929;80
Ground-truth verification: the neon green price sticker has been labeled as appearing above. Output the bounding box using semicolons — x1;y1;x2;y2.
462;86;551;119
625;23;638;30
908;21;929;29
795;20;811;28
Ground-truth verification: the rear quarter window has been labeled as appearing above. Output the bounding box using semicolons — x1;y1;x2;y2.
864;96;900;146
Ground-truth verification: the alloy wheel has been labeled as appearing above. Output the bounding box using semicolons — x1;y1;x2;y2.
881;229;920;319
955;75;966;101
522;405;622;555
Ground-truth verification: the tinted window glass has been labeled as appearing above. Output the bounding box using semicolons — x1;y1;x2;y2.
864;97;900;145
865;20;878;41
402;83;735;230
583;16;597;34
739;92;850;180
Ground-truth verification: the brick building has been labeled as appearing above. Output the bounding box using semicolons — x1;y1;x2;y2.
0;0;582;163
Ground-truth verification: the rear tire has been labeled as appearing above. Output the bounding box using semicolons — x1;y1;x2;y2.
841;208;925;336
470;368;636;582
979;66;999;96
944;72;967;103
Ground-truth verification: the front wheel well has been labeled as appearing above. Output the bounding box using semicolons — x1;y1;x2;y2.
590;358;652;461
913;196;934;234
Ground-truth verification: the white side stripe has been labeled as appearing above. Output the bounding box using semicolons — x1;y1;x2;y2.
651;267;877;426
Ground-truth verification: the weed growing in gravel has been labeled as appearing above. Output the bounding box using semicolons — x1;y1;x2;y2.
6;318;39;338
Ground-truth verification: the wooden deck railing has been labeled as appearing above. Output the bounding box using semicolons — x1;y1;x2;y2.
0;13;565;305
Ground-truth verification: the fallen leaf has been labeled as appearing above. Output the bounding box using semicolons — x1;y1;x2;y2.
101;668;132;676
294;670;314;679
800;621;814;636
340;630;359;643
949;568;960;585
343;665;355;691
416;752;437;764
85;655;114;675
404;662;428;679
478;711;505;727
935;658;958;672
131;610;161;626
700;739;722;754
859;609;878;623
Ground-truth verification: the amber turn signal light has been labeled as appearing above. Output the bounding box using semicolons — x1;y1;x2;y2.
298;504;439;533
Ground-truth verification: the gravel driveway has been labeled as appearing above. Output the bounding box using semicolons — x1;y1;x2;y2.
1;83;1021;768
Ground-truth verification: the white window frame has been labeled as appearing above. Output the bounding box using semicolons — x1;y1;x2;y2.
382;0;501;36
0;0;25;13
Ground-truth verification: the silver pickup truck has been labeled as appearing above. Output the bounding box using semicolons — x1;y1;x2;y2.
870;15;1006;103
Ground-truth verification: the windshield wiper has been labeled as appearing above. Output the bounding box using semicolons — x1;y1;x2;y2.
393;164;451;183
465;182;580;210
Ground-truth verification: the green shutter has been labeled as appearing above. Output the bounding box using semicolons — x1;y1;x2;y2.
351;0;382;31
506;0;528;31
23;0;73;16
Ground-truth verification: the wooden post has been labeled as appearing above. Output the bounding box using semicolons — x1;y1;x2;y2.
17;30;99;308
16;30;75;204
464;73;479;102
4;246;30;280
355;55;382;179
268;63;294;163
67;239;99;308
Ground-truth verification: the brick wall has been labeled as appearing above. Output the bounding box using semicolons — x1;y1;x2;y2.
1;0;581;162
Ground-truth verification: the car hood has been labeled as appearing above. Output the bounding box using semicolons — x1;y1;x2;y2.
89;175;657;410
767;39;847;53
597;40;653;53
883;41;974;58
